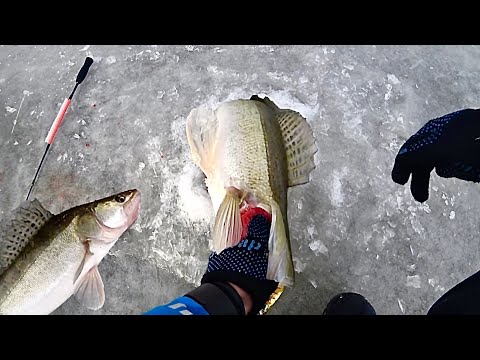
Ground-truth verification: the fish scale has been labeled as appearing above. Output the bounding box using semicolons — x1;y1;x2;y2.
0;218;85;314
219;100;284;208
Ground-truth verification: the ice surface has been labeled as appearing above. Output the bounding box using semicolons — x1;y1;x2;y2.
1;45;479;314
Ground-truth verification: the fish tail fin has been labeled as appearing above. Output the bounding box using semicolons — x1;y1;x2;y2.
212;187;243;253
267;200;294;286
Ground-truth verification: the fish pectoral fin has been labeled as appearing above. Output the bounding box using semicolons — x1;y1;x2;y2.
73;240;93;284
276;109;318;187
74;265;105;311
0;199;53;274
185;105;218;177
212;188;243;253
266;200;294;286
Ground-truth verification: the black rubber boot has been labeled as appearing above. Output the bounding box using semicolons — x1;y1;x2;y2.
323;292;376;315
428;270;480;315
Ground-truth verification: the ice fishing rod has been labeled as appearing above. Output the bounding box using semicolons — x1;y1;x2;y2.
26;57;94;201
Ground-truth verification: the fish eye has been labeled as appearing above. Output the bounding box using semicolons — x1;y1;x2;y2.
115;195;126;203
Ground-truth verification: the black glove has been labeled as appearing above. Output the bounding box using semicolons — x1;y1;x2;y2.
392;109;480;202
186;207;278;315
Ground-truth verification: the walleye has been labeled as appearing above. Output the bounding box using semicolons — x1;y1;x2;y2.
0;189;141;315
186;95;317;287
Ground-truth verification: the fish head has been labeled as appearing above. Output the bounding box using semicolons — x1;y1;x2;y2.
91;189;141;230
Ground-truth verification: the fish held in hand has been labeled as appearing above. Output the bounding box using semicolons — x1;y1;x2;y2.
186;95;317;287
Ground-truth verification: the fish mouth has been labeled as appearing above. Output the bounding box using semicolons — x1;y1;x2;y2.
124;189;141;225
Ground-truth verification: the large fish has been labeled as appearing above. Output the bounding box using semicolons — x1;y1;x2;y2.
0;189;141;315
186;95;317;287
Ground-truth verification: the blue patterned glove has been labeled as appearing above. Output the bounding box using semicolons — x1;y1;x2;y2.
200;207;279;315
392;109;480;202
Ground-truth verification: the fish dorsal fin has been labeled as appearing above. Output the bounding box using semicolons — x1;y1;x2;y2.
250;95;280;112
0;199;53;274
186;105;219;178
250;95;317;186
276;109;317;187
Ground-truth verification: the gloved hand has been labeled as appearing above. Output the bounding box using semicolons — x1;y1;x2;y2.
186;206;279;315
392;109;480;202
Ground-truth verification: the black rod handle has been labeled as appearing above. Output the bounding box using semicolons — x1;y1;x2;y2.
76;57;94;84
